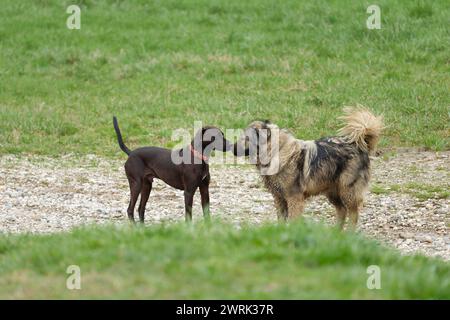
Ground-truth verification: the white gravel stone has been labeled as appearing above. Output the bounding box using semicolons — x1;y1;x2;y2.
0;150;449;260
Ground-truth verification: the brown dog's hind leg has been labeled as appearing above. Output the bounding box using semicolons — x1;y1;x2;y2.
127;179;141;223
138;178;153;223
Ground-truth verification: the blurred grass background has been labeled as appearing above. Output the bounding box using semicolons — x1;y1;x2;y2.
0;221;449;299
0;0;449;156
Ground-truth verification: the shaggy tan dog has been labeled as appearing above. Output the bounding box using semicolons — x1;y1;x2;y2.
233;107;383;229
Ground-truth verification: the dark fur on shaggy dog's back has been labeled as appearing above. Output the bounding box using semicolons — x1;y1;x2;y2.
233;107;383;229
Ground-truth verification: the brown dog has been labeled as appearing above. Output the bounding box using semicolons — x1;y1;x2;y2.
232;108;383;229
113;117;232;223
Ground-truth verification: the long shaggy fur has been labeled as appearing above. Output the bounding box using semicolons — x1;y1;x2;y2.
337;106;383;153
234;107;383;229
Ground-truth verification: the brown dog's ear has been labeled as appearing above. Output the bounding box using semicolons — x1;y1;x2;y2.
197;126;212;141
201;126;221;142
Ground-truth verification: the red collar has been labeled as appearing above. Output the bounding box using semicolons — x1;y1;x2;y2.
189;145;208;161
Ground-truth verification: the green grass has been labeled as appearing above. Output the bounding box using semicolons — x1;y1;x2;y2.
371;182;449;200
0;221;449;299
402;182;450;200
1;2;448;299
1;0;449;156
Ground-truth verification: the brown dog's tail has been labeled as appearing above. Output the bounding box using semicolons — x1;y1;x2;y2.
337;106;383;154
113;116;131;155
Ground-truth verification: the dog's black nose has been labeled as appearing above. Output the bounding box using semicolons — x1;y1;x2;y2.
224;140;233;151
232;143;249;156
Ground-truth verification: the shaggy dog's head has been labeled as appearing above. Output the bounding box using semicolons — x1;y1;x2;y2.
232;120;280;166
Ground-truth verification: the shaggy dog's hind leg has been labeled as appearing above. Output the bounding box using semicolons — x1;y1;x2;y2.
340;190;364;230
347;201;362;230
326;192;347;229
335;207;347;229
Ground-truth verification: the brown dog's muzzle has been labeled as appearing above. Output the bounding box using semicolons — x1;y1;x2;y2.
223;139;233;152
232;142;250;157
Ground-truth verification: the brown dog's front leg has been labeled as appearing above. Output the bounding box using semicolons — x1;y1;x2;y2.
184;190;195;222
138;180;152;224
199;182;210;222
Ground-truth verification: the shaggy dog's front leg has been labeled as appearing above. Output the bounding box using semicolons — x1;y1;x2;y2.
286;195;305;220
273;195;288;221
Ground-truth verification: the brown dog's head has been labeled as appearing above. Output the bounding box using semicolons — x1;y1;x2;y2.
192;126;232;154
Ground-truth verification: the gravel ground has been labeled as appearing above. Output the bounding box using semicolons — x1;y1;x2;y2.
0;151;449;260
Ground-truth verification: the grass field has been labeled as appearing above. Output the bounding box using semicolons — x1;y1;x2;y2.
0;0;449;156
0;221;449;299
0;0;449;300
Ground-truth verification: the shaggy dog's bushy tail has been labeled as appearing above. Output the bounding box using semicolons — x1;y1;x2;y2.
338;106;383;153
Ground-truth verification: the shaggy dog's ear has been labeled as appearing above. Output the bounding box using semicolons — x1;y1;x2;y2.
246;120;272;141
261;121;271;138
258;127;271;140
